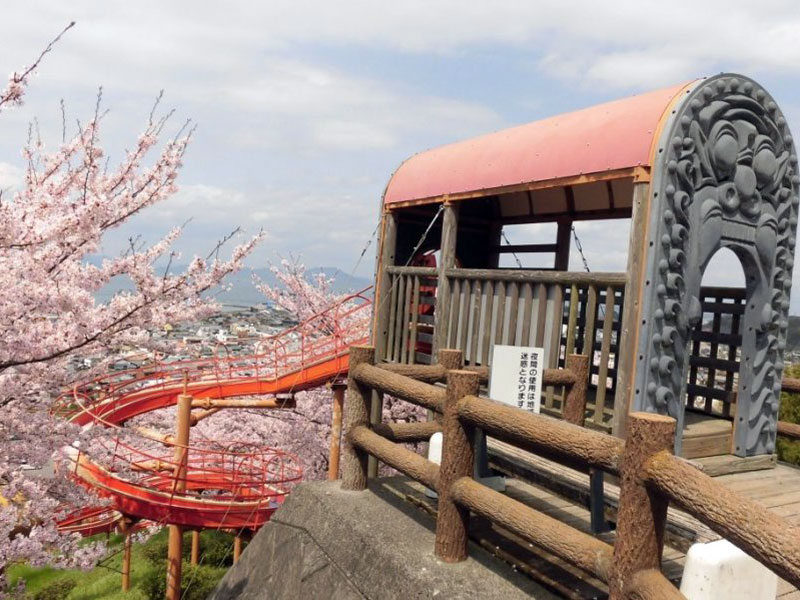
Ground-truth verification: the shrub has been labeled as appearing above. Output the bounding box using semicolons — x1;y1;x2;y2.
140;529;194;565
140;564;166;600
779;363;800;466
180;564;228;600
140;532;169;565
199;531;243;567
140;561;227;600
31;578;76;600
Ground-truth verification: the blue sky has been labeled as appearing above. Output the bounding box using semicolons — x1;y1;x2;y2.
2;2;800;306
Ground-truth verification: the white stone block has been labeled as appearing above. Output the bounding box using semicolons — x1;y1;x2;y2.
424;432;443;498
423;432;506;497
680;539;777;600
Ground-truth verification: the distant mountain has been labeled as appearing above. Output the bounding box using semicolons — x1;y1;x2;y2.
214;266;372;306
94;264;372;306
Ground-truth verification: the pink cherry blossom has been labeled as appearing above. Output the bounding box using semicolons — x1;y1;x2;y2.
0;27;261;589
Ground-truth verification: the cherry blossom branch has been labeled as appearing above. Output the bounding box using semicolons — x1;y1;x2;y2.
0;21;74;111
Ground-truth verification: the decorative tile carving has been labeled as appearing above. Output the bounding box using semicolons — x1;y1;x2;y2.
634;75;799;456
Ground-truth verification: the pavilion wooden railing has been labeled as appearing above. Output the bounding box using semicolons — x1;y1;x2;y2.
340;344;800;600
685;286;746;419
442;270;625;431
381;265;626;428
384;265;438;365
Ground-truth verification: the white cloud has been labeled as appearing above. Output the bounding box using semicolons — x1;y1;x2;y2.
4;1;800;94
149;183;250;220
4;1;800;307
314;120;396;150
108;181;380;275
0;162;24;191
217;58;501;152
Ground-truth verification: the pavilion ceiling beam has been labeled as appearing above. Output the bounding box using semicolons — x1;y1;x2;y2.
500;206;632;225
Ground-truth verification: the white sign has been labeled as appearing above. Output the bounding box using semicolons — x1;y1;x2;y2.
489;345;545;413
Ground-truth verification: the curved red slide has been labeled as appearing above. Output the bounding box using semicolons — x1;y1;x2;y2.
57;289;371;534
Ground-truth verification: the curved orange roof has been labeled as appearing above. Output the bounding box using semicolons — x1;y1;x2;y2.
384;80;696;206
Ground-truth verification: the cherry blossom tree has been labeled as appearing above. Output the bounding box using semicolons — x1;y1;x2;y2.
0;25;261;586
133;257;422;482
249;258;425;478
253;256;340;323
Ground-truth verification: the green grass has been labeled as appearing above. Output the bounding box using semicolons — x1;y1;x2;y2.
6;565;68;595
7;529;238;600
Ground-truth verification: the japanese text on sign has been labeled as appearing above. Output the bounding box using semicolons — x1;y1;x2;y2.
489;345;545;413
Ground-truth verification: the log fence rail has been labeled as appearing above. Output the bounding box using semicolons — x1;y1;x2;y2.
339;344;800;600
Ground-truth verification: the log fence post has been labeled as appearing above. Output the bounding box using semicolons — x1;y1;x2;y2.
435;369;480;562
431;349;464;423
367;390;383;478
341;346;375;491
563;354;608;533
562;354;590;426
610;412;676;599
438;348;464;371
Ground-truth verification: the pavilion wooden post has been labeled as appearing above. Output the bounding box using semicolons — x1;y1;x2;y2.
190;530;200;566
433;201;459;357
435;369;480;561
233;535;242;563
120;518;132;592
373;211;397;364
554;218;572;271
341;346;375;491
486;221;503;268
613;181;652;439
328;382;346;480
610;412;675;599
166;392;192;600
369;211;396;478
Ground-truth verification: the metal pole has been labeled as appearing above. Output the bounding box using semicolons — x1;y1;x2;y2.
328;383;346;480
233;535;242;563
166;392;192;600
190;530;200;566
120;519;132;592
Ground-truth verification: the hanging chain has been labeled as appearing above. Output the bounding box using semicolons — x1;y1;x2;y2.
501;230;523;268
403;204;444;268
571;224;607;319
572;224;591;273
347;220;381;278
373;204;444;316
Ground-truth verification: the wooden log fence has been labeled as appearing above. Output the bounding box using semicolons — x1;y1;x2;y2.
776;377;800;441
644;451;800;587
337;343;800;599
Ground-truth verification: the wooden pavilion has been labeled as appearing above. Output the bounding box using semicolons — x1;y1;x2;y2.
370;73;798;465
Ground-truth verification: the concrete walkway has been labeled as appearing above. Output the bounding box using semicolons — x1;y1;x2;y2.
210;478;557;599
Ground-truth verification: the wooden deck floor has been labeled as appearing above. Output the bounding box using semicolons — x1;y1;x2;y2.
483;441;800;599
